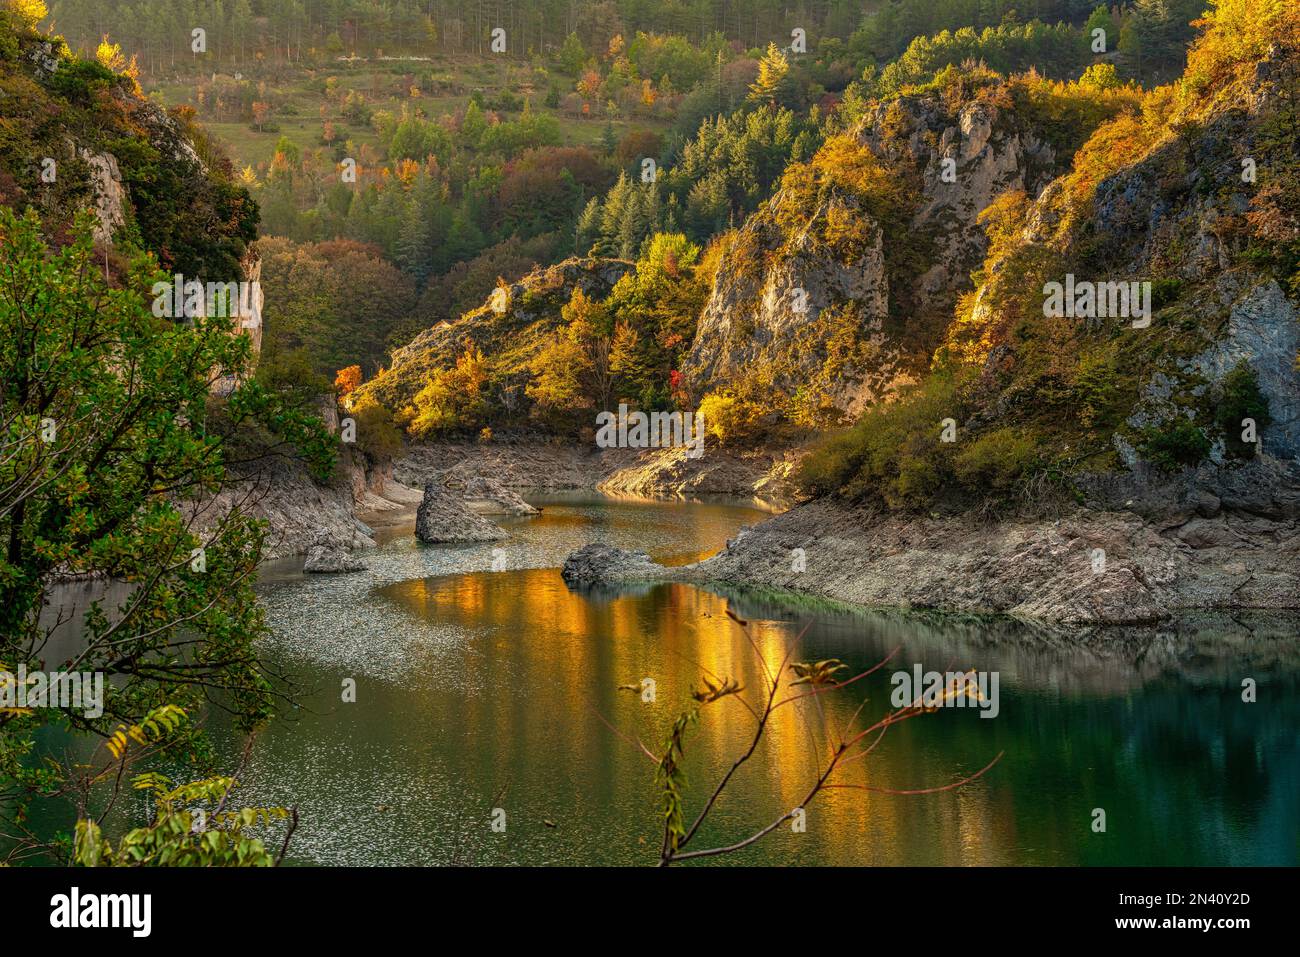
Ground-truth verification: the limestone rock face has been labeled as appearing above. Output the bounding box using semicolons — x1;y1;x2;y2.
79;149;126;244
862;96;1056;330
951;47;1300;495
678;499;1300;624
685;192;897;421
1046;94;1300;467
182;457;372;562
683;85;1061;421
414;482;507;543
1190;277;1299;459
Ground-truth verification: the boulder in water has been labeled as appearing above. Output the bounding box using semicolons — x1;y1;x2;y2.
303;543;367;573
561;542;663;587
415;482;508;543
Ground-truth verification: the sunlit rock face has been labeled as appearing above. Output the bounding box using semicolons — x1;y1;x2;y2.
684;189;896;421
683;84;1062;422
959;49;1300;484
863;95;1056;331
357;257;634;414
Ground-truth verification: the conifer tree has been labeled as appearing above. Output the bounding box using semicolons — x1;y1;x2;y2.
748;42;791;105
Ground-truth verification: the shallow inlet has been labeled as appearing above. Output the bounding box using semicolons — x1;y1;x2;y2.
86;495;1300;865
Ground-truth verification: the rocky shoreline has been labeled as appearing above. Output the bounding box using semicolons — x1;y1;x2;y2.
232;435;1299;625
393;436;798;509
561;457;1300;626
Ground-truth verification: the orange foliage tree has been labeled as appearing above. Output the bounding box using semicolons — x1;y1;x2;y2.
335;365;362;396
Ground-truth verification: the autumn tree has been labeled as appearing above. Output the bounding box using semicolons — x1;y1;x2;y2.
407;346;491;436
3;0;46;30
748;42;792;106
526;289;614;425
335;364;363;396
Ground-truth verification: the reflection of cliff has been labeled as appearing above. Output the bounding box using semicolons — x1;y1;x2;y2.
362;568;1300;865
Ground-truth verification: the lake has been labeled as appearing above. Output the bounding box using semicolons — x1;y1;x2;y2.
187;493;1300;866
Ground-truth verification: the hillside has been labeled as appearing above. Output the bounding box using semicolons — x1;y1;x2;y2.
682;67;1141;426
652;0;1300;624
350;0;1300;543
354;67;1142;438
0;7;378;559
0;22;257;280
355;255;634;419
803;0;1300;510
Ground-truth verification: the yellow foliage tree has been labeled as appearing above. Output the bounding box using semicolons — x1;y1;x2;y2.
407;347;490;437
4;0;47;30
748;42;790;105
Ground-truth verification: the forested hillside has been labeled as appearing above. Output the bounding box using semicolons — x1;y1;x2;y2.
20;0;1298;511
34;0;1211;383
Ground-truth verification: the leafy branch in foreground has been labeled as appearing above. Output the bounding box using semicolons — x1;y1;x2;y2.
0;208;328;863
619;609;1003;866
73;708;297;867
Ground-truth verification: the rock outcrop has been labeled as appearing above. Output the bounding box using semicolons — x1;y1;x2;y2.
561;542;662;587
684;80;1067;420
414;481;507;543
694;498;1300;623
303;541;367;573
78;148;126;244
560;493;1300;624
356;258;634;414
182;458;372;562
461;475;539;515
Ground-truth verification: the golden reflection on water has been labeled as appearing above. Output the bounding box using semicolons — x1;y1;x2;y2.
377;568;1006;865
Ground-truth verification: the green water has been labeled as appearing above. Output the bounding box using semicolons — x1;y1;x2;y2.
180;493;1297;866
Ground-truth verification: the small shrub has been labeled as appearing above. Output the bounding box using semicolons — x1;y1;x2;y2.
350;395;403;464
1137;419;1212;471
952;427;1039;493
1216;360;1271;458
698;390;764;445
1150;277;1184;310
797;372;966;509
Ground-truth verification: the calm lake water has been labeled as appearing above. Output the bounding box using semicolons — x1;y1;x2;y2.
204;494;1300;866
47;494;1300;866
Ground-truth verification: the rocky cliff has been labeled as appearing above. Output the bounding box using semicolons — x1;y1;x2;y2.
936;38;1300;489
356;257;633;414
682;73;1110;422
681;12;1300;621
0;28;258;281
